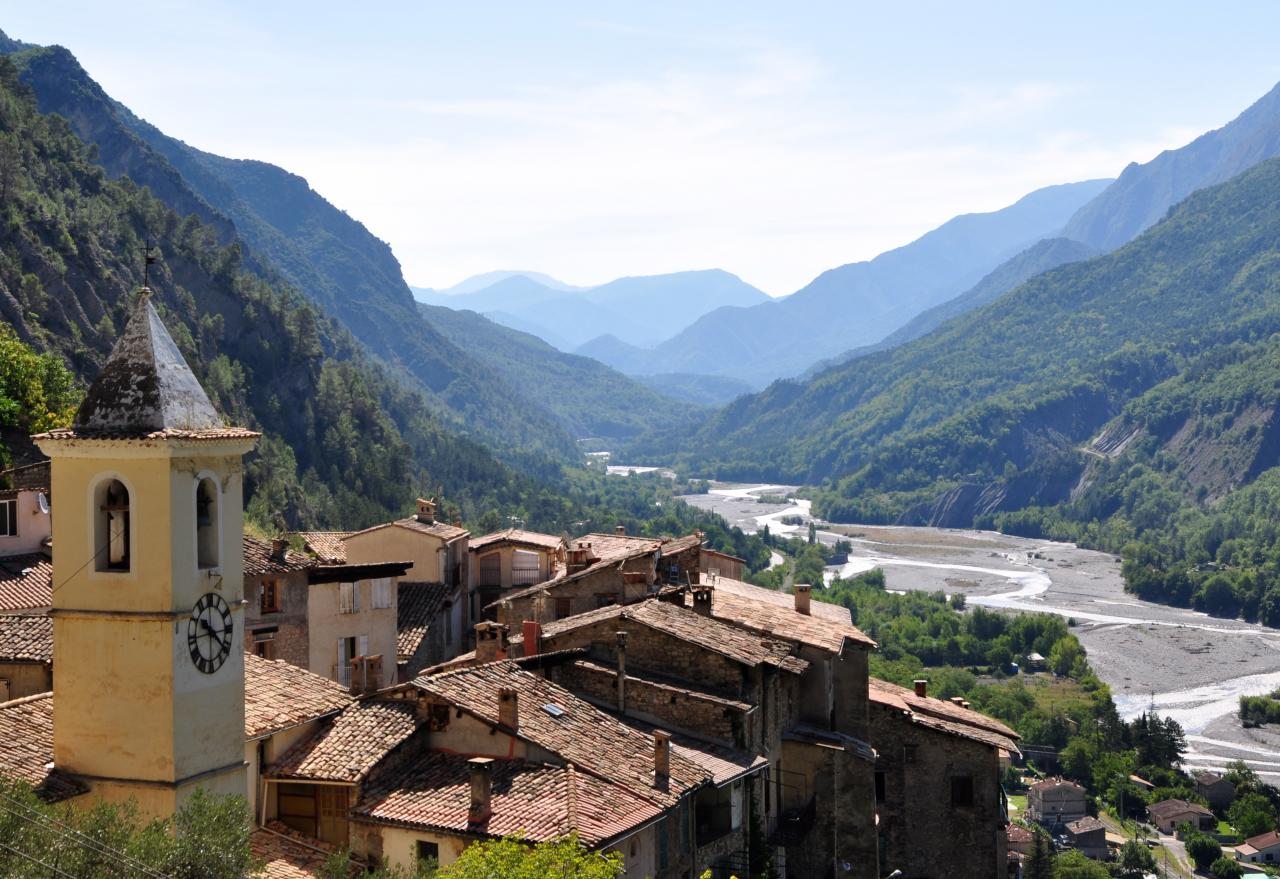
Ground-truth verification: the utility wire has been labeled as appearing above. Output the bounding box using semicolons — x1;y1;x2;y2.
0;837;80;879
0;793;169;879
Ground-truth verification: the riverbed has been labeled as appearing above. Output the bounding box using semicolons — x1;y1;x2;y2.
680;482;1280;780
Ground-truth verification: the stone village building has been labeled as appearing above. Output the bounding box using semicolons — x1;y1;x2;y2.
0;291;1021;878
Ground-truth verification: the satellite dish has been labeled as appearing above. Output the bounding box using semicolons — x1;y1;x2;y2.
36;493;50;515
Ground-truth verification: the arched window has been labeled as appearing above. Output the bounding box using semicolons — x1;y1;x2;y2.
95;478;130;572
195;477;220;570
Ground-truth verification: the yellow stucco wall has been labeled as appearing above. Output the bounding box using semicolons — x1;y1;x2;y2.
0;662;51;700
37;436;254;818
344;526;444;582
307;580;398;688
379;826;468;870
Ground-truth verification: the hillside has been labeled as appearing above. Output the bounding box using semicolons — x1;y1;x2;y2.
0;56;525;529
417;304;703;441
636;158;1280;532
4;37;579;466
803;237;1098;377
591;179;1111;387
633;372;754;406
1063;79;1280;251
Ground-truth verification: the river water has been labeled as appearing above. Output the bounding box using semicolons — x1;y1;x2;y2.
680;482;1280;780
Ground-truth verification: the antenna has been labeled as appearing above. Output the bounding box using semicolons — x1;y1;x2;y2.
143;239;157;289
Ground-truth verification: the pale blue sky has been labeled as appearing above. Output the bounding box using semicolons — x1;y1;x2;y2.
8;3;1280;294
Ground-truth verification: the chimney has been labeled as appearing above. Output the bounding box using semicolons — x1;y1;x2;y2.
474;622;509;663
523;620;543;657
653;730;671;786
467;757;494;824
615;631;628;713
615;524;626;536
692;585;713;617
349;655;383;696
415;497;436;524
270;538;289;563
794;584;812;616
913;679;928;698
496;600;513;628
951;696;966;707
498;688;519;731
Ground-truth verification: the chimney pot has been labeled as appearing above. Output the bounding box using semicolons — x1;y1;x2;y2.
794;583;812;616
653;730;671;785
616;524;626;536
467;757;495;824
415;497;436;524
522;620;543;657
474;622;509;663
913;679;928;698
498;688;519;731
951;696;966;706
270;537;289;563
692;586;713;617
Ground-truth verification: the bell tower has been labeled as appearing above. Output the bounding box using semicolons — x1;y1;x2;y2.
33;289;259;818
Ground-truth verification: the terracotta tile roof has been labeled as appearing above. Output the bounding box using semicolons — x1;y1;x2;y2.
659;534;703;555
355;753;663;847
0;693;87;801
0;461;49;491
620;716;767;785
34;426;260;442
293;531;352;564
348;517;469;543
243;536;314;578
415;662;708;804
252;822;347;878
708;574;853;625
571;659;753;712
0;554;52;612
685;584;875;652
1006;825;1034;844
398;582;449;658
244;653;353;740
1066;816;1105;835
0;614;51;662
869;678;1019;751
269;699;417;782
468;529;565;553
1195;771;1226;785
536;599;808;675
1029;777;1085;794
1147;798;1212;820
494;539;661;608
1242;830;1280;851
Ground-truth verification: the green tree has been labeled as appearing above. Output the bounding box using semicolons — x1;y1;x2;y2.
1024;828;1055;879
1054;849;1109;879
437;834;623;878
1210;855;1245;879
1114;839;1157;878
1185;833;1223;871
1227;791;1277;838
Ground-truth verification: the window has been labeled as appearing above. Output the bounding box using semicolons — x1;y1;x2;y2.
94;479;130;572
339;582;359;614
252;627;277;659
0;499;15;537
195;477;219;569
372;577;392;609
416;841;439;866
951;775;974;808
478;552;500;586
260;579;280;614
875;770;887;803
511;549;541;585
554;597;572;619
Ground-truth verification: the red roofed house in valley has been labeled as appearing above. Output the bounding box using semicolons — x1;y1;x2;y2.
869;677;1020;879
1237;829;1280;864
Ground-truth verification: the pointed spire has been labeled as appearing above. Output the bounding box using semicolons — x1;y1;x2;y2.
72;289;225;435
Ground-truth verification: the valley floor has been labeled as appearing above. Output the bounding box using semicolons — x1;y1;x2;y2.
680;483;1280;781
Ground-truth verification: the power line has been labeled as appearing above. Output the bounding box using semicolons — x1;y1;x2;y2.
0;792;169;879
0;837;80;879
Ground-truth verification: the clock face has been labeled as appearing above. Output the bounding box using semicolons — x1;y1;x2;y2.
188;592;233;674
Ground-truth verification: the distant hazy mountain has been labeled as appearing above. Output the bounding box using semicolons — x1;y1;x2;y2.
633;373;755;407
1063;80;1280;251
803;237;1098;378
418;304;703;441
414;270;584;299
588;180;1111;387
425;269;770;351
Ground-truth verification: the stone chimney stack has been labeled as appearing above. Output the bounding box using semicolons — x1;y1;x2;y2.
467;757;494;824
615;631;628;713
474;622;509;663
498;688;519;731
523;620;543;657
270;537;289;563
913;679;928;698
794;583;812;616
653;730;671;786
415;497;436;524
692;585;713;617
349;655;383;696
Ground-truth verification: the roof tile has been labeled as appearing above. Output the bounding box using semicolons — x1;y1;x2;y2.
0;614;51;662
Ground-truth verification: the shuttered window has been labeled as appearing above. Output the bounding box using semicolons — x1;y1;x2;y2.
372;578;392;609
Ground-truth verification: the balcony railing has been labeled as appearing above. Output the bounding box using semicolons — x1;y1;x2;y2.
333;664;352;688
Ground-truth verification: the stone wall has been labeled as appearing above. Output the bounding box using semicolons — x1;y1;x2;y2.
243;569;310;669
869;702;1005;879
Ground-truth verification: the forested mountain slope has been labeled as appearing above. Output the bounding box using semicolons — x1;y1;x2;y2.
3;36;579;465
637;159;1280;534
590;179;1110;387
418;304;702;441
